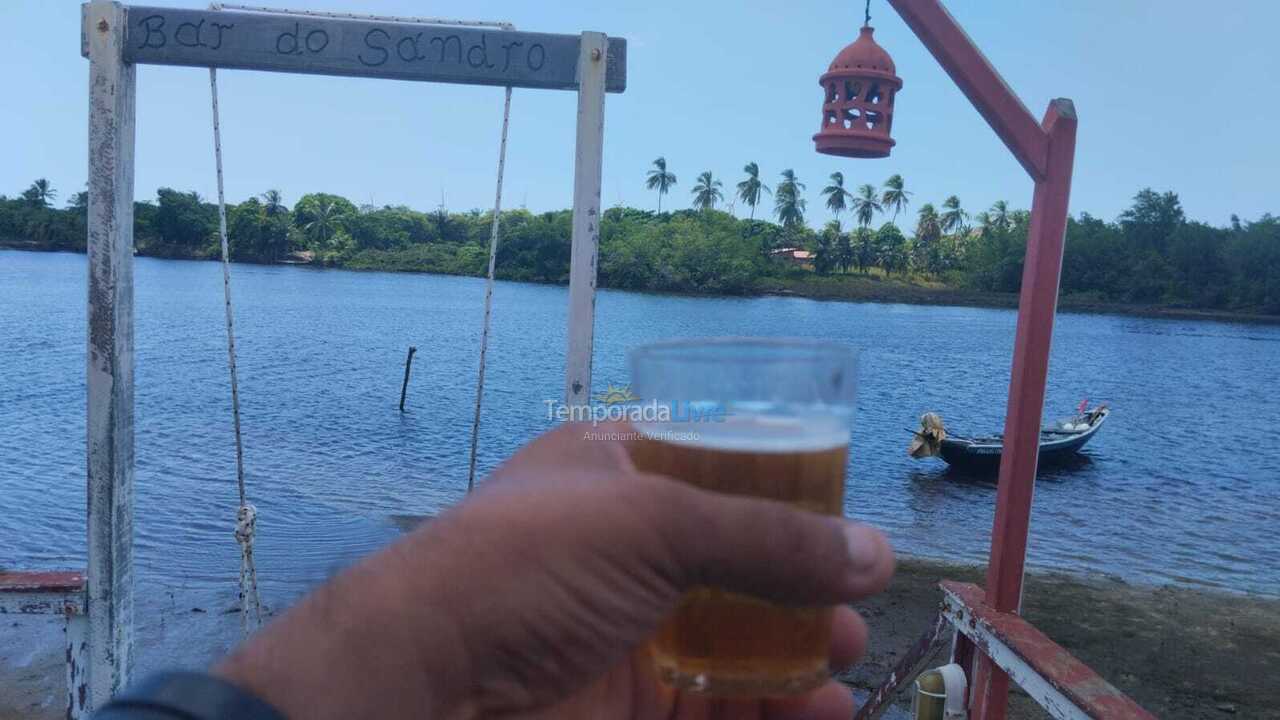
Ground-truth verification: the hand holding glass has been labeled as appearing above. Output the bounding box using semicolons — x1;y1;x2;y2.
628;338;858;696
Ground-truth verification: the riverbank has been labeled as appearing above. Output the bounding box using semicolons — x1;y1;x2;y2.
5;554;1275;719
4;244;1278;325
758;273;1280;325
845;556;1280;719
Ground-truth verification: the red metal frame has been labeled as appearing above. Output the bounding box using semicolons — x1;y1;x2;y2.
0;570;86;594
0;570;90;719
0;570;86;616
942;583;1155;720
883;2;1079;718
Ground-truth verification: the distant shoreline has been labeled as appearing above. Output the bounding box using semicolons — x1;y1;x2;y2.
753;274;1280;325
6;243;1279;326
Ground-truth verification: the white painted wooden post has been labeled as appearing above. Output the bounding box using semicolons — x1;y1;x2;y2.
66;612;90;720
84;0;136;709
564;32;608;408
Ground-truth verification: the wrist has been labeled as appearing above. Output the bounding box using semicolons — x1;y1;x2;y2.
95;671;286;720
216;534;471;719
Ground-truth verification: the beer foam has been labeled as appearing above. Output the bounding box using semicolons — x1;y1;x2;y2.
634;409;850;453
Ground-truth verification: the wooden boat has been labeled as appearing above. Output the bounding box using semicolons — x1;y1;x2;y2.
912;405;1109;471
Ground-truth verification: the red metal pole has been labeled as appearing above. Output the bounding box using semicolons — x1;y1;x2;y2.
886;0;1048;181
878;5;1079;717
969;99;1077;720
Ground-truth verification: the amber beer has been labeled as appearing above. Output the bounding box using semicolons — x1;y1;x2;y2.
629;423;849;695
628;339;857;696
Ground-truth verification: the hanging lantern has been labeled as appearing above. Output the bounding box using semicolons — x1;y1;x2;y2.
813;21;902;159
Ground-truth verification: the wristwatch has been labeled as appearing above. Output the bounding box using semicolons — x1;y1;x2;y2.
92;672;287;720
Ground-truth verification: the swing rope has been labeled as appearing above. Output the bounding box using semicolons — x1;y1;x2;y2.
209;64;263;636
205;8;514;612
467;86;514;494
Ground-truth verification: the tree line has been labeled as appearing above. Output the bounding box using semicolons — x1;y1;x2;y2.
2;173;1278;314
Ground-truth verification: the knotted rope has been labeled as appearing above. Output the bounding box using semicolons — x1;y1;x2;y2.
209;60;263;635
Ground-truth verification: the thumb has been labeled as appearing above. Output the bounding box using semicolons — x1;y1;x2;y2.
654;479;894;605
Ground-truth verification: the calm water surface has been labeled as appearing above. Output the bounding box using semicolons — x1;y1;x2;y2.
3;250;1278;646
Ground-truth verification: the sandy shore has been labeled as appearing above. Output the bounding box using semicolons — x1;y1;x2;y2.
844;557;1280;719
4;554;1277;719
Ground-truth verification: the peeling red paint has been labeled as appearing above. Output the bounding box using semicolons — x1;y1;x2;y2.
2;570;89;717
0;571;86;594
943;581;1155;719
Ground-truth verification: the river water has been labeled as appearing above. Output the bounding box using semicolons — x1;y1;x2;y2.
3;249;1278;631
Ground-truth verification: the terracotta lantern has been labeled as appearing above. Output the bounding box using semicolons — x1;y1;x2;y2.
813;24;903;158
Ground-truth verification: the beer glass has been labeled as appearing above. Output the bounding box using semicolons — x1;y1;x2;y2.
628;337;858;696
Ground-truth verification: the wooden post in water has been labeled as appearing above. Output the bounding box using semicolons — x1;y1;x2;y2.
399;346;417;412
84;0;136;709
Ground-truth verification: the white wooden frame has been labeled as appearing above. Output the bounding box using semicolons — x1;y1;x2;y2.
941;588;1089;720
565;32;606;408
85;2;137;708
81;0;619;709
0;580;90;720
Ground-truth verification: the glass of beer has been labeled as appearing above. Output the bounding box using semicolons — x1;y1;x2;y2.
627;337;858;697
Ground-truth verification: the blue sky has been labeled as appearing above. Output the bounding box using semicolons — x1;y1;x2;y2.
3;1;1278;228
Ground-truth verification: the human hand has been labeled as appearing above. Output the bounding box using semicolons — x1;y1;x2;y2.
216;422;894;719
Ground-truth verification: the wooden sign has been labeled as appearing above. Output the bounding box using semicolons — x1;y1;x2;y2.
85;5;627;92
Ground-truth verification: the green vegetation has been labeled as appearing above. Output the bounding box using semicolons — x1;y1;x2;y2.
3;174;1279;316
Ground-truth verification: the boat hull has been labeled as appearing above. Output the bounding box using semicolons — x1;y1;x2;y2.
937;410;1108;472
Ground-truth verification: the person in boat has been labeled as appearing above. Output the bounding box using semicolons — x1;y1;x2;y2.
92;422;895;720
907;403;1109;469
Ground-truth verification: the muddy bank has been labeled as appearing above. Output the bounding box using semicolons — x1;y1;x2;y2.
845;556;1280;719
5;554;1277;719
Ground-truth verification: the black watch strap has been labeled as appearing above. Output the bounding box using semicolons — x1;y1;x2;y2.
92;671;287;720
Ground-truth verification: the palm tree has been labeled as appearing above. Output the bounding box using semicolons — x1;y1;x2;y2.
834;222;854;273
304;201;342;248
690;171;724;211
736;162;771;222
822;172;851;220
261;189;285;216
645;157;677;212
851;183;882;233
941;195;968;234
876;223;909;277
774;169;807;228
880;174;912;224
989;200;1011;231
914;203;942;273
854;226;875;274
973;211;992;234
916;203;942;236
23;178;56;208
813;227;837;275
